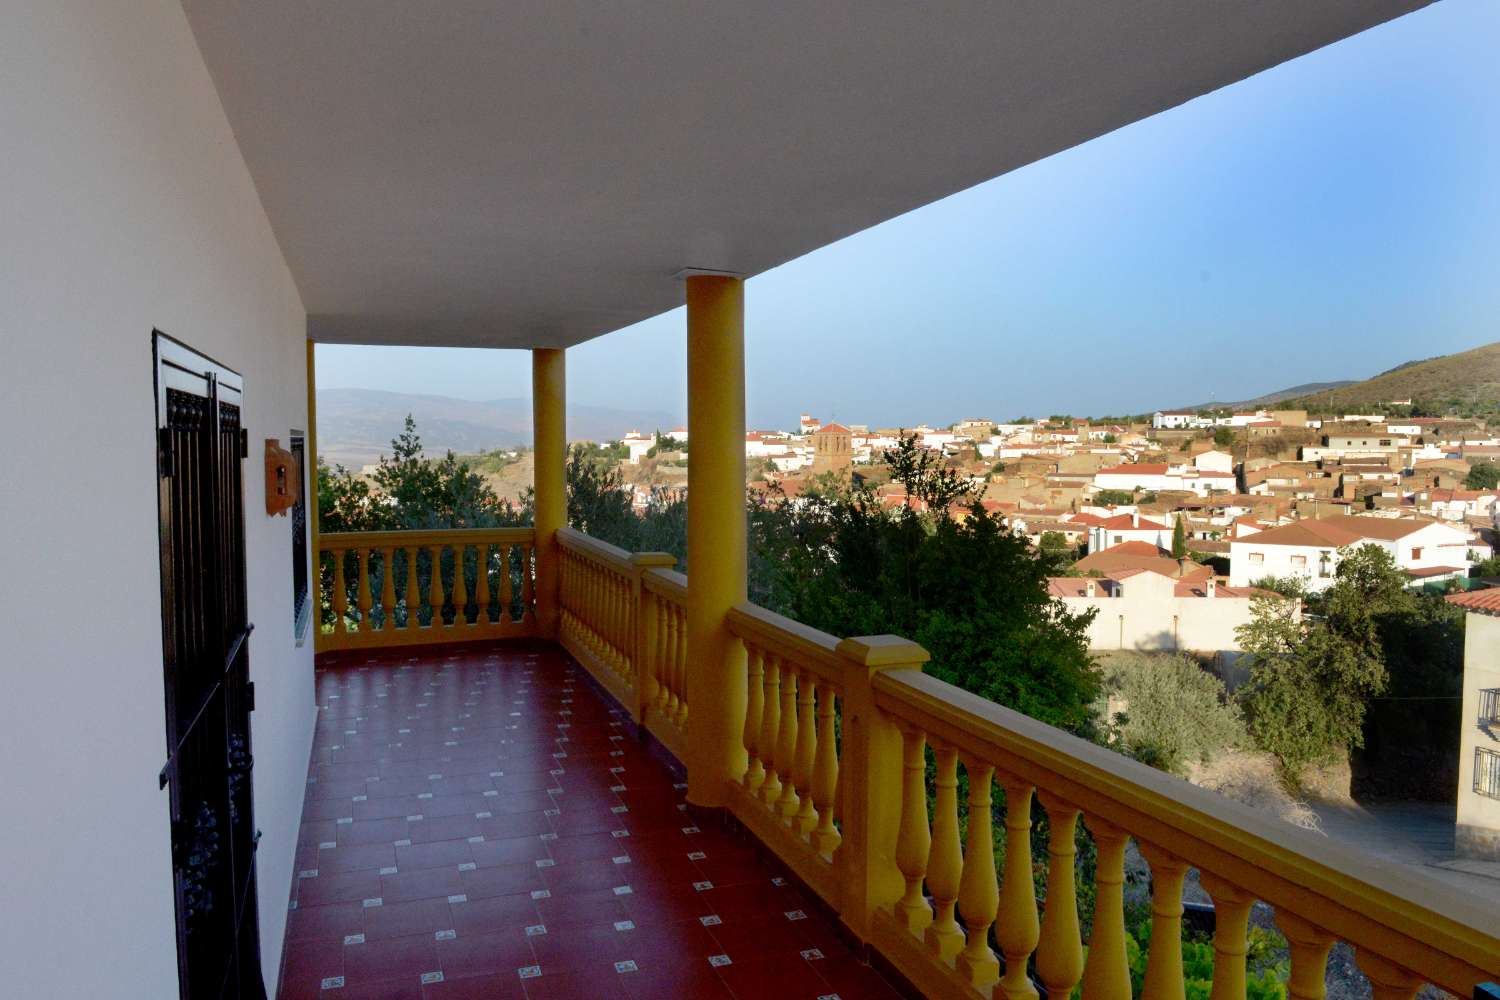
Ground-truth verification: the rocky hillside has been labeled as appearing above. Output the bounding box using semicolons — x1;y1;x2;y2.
1279;341;1500;412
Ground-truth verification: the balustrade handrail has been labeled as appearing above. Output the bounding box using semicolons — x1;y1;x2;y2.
641;565;688;603
320;525;534;548
872;668;1500;995
315;525;538;652
727;602;843;687
557;525;636;574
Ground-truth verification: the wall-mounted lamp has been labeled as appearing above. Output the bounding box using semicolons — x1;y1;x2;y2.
264;438;298;516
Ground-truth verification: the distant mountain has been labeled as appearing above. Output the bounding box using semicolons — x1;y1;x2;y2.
318;388;675;469
1176;380;1355;412
1275;341;1500;412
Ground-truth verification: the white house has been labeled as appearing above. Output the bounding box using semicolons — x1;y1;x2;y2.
1228;515;1476;591
1073;512;1176;553
1194;450;1235;474
1050;568;1288;664
745;430;794;459
623;429;654;464
1094;462;1236;498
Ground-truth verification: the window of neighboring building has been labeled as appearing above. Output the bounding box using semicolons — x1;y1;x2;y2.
1411;546;1423;560
1290;555;1306;567
1249;552;1264;564
1114;535;1123;544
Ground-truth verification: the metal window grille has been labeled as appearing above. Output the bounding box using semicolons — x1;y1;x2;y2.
1476;747;1500;801
1480;688;1500;729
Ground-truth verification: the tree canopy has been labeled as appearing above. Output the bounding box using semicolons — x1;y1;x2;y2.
1465;461;1500;490
1235;544;1404;780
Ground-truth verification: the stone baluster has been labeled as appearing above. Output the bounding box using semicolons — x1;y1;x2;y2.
1035;791;1084;997
924;742;964;961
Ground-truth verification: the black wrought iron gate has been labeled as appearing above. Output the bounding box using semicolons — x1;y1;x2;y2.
154;332;267;1000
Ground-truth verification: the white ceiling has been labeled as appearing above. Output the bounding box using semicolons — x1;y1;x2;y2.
182;0;1429;349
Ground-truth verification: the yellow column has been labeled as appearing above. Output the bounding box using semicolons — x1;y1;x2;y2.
532;348;566;638
684;273;747;807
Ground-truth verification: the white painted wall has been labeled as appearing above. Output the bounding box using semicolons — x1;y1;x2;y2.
0;2;313;996
1229;539;1338;590
1059;572;1265;656
1457;612;1500;860
1087;524;1174;553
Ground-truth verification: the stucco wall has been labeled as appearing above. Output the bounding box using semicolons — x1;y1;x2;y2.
0;2;313;995
1457;612;1500;860
1061;576;1260;657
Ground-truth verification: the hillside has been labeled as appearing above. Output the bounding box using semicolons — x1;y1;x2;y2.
1278;341;1500;413
318;388;675;469
1178;380;1355;411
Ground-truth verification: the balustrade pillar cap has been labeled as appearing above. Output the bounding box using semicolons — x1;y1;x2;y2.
836;635;930;669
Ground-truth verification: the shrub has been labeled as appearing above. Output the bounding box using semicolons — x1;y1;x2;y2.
1104;653;1245;774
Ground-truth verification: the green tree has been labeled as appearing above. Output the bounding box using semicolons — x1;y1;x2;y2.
1465;461;1500;490
751;485;1101;733
364;415;526;529
646;431;687;458
1213;426;1234;447
882;433;976;514
1247;575;1307;601
1170;517;1187;559
1235;545;1400;781
316;416;528;630
1038;530;1078;572
1092;489;1135;506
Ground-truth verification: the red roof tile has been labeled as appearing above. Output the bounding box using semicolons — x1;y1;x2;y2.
1447;588;1500;614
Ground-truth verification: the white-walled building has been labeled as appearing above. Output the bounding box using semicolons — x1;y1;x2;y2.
1073;512;1176;553
1194;450;1235;474
1228;516;1477;591
1444;590;1500;860
1094;462;1236;497
623;429;654;464
744;430;795;460
1050;568;1286;661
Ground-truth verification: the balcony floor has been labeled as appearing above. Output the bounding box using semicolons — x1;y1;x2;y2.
279;640;903;1000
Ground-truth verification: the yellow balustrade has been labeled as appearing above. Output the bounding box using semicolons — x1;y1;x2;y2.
642;559;688;755
1034;791;1084;997
1140;841;1189;1000
925;742;965;961
956;758;1001;991
312;523;1500;999
863;668;1500;999
314;527;538;651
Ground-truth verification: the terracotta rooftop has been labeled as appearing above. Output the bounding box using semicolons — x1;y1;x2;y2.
1231;515;1438;548
1446;588;1500;615
1072;544;1210;581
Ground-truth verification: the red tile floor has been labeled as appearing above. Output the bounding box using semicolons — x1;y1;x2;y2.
278;640;906;1000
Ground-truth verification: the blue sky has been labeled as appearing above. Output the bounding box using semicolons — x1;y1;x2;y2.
317;0;1499;431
